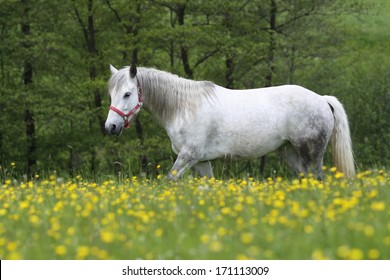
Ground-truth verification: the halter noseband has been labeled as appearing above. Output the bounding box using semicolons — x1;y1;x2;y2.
109;79;143;129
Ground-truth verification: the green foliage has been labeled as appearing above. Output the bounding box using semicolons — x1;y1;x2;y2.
0;0;388;178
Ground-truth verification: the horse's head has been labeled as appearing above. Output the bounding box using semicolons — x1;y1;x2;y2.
105;63;143;135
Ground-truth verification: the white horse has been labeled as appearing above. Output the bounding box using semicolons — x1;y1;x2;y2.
105;64;355;180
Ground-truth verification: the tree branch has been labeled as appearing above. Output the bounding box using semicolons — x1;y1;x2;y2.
194;48;220;69
72;0;89;48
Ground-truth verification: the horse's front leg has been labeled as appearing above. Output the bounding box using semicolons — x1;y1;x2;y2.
168;146;200;181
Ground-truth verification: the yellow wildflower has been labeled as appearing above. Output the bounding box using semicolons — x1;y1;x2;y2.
221;207;232;215
209;241;223;252
19;201;29;209
371;201;385;212
0;209;7;216
236;254;253;260
55;245;67;256
67;227;75;236
240;232;254;244
311;249;328;260
349;248;364;260
330;167;337;172
334;172;344;179
383;236;390;246
337;245;350;259
368;249;380;260
7;252;22;260
364;225;375;237
217;227;228;237
28;215;40;226
154;228;164;237
368;189;378;198
200;234;210;244
100;230;114;243
304;225;314;234
7;242;18;252
76;246;90;259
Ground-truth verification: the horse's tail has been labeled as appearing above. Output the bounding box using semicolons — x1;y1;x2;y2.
323;95;355;178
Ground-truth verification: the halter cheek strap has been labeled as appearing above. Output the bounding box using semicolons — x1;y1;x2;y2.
109;79;144;129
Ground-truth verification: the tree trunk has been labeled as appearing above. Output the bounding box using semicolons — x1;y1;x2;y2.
224;12;234;89
88;1;105;135
288;45;296;84
265;0;277;88
177;4;193;79
74;0;106;175
225;56;234;89
260;0;277;177
21;0;37;177
74;0;105;136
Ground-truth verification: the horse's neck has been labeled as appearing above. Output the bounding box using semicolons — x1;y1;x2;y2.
138;68;216;125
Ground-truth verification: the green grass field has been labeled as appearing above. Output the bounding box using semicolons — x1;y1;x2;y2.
0;167;389;260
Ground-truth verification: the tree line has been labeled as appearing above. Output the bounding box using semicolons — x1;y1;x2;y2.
0;0;389;179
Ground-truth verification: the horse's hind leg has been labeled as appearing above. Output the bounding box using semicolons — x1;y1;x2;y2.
192;161;214;178
291;138;328;180
278;143;308;175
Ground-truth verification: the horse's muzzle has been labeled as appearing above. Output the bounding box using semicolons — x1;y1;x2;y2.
105;122;123;136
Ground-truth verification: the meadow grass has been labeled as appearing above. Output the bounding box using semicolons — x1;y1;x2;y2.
0;168;389;260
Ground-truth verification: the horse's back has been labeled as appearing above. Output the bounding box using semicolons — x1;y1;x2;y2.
214;84;332;129
200;85;334;158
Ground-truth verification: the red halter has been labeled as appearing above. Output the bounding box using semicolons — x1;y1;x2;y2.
109;79;144;129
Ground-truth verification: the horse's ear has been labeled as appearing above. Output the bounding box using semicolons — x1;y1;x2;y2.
110;64;118;75
130;63;137;79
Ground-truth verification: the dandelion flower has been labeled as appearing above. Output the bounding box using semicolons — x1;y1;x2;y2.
76;246;90;259
330;167;337;172
349;248;364;260
7;252;22;260
7;242;18;252
337;245;350;259
371;201;385;212
311;249;328;260
304;225;314;234
0;209;7;216
240;233;254;244
368;249;380;260
100;230;114;243
217;227;228;237
382;236;390;246
236;254;253;260
364;225;375;237
200;234;210;244
19;201;29;209
209;241;223;252
154;228;164;237
66;227;75;236
28;215;40;226
55;245;67;256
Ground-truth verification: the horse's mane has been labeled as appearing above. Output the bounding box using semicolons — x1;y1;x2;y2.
110;67;216;123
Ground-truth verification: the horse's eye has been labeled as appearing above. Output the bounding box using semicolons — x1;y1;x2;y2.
124;92;131;98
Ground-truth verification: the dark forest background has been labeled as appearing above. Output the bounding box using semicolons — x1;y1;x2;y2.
1;0;389;179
